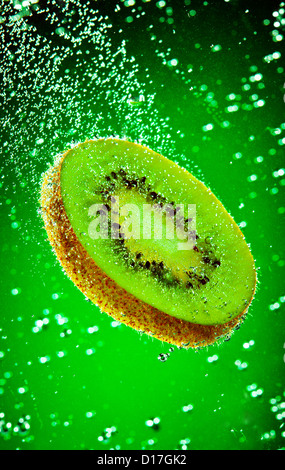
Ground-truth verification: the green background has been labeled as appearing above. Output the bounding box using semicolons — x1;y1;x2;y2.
0;0;284;450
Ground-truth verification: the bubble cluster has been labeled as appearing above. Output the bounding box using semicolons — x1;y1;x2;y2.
0;413;31;441
182;404;194;413
145;417;160;430
269;395;285;421
98;425;117;443
235;359;248;371
246;383;264;398
207;354;218;363
157;346;175;362
178;437;191;450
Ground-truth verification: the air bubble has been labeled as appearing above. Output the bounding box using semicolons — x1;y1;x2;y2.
235;360;248;370
145;417;160;429
182;404;194;412
158;353;169;362
207;354;218;363
86;348;96;355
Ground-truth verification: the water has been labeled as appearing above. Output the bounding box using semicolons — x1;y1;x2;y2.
0;0;284;450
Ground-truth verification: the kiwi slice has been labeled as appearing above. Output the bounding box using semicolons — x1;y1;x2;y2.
40;138;256;349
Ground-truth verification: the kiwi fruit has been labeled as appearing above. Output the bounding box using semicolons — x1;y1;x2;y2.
40;138;256;349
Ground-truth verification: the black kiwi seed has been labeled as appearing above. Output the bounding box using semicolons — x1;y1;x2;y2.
149;191;157;199
174;207;182;216
124;179;132;188
200;276;210;285
202;257;211;264
186;281;193;289
111;171;117;179
136;252;142;259
105;175;111;182
212;260;221;267
145;261;150;269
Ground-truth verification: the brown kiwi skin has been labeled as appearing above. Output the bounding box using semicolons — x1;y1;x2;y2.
40;143;255;350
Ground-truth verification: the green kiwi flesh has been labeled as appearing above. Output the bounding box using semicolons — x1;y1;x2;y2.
60;138;256;326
